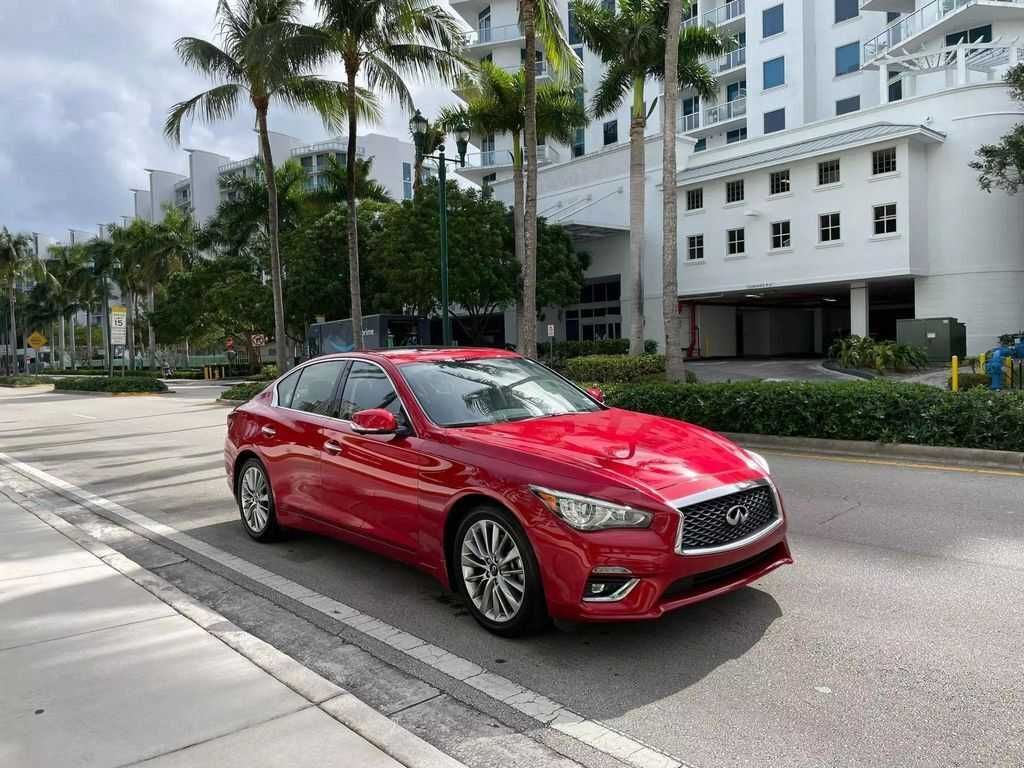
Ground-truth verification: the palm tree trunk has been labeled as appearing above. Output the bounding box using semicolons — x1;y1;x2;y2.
345;70;364;351
628;79;646;356
59;314;66;370
147;286;156;370
663;0;685;381
511;134;527;351
101;280;110;375
520;0;539;360
413;156;424;197
126;290;135;370
7;284;16;374
70;312;77;370
86;305;93;366
256;105;289;372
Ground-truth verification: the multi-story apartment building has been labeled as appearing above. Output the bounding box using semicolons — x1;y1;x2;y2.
464;0;1024;355
133;132;425;227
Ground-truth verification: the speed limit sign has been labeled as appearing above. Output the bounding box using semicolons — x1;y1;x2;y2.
110;306;127;345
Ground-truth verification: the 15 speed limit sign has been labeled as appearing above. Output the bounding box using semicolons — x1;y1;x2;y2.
110;306;127;345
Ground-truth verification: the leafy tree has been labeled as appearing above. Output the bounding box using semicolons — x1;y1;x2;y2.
211;160;309;254
304;155;392;218
572;0;725;355
1;228;50;374
315;0;465;350
971;64;1024;193
45;242;92;370
165;0;373;371
535;217;589;311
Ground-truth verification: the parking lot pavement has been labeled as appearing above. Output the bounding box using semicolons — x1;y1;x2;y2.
686;358;851;382
0;495;457;768
0;386;1022;768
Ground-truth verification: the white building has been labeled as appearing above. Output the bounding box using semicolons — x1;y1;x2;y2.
459;0;1024;355
133;132;425;226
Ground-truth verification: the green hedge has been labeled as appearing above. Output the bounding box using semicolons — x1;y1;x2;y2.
53;377;168;393
566;354;667;383
539;339;658;370
602;380;1024;452
949;373;990;391
220;382;266;402
0;375;54;387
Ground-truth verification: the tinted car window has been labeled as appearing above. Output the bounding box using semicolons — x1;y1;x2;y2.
338;362;404;423
290;361;346;416
275;369;302;408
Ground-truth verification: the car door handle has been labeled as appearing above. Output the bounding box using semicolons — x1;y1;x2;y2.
261;425;277;438
324;440;343;455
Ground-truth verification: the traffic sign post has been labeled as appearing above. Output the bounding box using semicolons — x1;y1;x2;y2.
110;306;127;375
27;331;47;374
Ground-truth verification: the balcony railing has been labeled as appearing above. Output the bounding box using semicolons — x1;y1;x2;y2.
703;0;745;27
463;144;559;169
864;0;1024;60
678;111;701;132
704;96;746;127
710;46;746;73
218;156;258;174
464;23;524;46
290;139;366;158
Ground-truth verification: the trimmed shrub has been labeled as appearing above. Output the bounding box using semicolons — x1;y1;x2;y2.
258;364;279;381
950;373;990;391
220;382;266;402
0;375;54;387
600;379;1024;451
565;354;666;383
53;377;167;393
828;336;927;372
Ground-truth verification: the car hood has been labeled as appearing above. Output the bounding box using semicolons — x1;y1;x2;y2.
455;408;759;493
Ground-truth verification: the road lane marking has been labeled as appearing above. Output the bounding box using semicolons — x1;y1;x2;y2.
762;450;1024;478
71;413;98;420
0;452;689;768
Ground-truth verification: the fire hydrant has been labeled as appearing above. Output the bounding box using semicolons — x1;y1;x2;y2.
985;347;1012;390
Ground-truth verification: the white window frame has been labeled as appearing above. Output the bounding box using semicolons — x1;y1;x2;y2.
819;212;842;243
686;188;704;211
872;147;898;175
818;158;841;186
873;202;897;235
687;234;705;261
727;228;746;256
725;179;745;204
770;220;791;250
769;169;791;196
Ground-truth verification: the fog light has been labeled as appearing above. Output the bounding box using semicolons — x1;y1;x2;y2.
582;576;640;602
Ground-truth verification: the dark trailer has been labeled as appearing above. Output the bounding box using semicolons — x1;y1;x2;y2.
307;315;431;357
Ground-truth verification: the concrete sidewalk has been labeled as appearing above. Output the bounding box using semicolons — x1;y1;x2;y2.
0;497;461;768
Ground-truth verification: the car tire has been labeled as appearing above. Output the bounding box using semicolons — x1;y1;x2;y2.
454;505;547;637
236;458;281;542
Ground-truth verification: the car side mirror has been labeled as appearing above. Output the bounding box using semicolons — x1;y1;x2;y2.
586;387;605;404
351;408;399;434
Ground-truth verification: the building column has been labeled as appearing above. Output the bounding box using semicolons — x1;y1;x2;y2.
850;282;870;338
879;63;889;104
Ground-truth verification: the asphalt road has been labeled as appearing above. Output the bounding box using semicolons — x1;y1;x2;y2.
2;381;1022;768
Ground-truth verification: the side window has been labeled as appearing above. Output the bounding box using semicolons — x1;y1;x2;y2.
290;361;346;417
275;369;302;409
338;362;405;423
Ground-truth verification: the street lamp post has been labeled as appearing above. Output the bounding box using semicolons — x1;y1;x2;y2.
409;110;470;347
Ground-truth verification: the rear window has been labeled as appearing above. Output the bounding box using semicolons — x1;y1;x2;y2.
275;369;301;408
289;361;346;416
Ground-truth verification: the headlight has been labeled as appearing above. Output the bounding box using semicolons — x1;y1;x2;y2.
746;450;770;475
531;486;653;531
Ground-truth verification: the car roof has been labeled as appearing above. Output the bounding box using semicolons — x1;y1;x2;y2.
316;347;522;365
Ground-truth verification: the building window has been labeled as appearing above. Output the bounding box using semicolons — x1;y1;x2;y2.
686;188;703;211
481;173;497;191
888;72;903;102
818;158;841;186
402;161;412;199
566;276;622;341
763;56;785;89
835;42;860;76
769;169;790;195
945;24;992;48
726;127;747;144
568;8;582;45
763;4;784;38
687;234;704;261
873;203;897;235
603;119;618;146
726;179;745;203
764;108;785;134
771;220;791;250
872;147;897;175
819;212;841;242
694;137;707;152
836;95;860;115
835;0;858;23
727;228;745;256
601;0;615;13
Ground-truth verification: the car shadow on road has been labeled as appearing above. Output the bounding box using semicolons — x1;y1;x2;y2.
187;518;783;719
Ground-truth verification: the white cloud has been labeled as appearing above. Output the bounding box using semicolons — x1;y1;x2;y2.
0;0;462;237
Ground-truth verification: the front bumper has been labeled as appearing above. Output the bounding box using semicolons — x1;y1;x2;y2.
531;493;792;622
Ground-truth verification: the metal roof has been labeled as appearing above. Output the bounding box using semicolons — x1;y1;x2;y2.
679;122;946;184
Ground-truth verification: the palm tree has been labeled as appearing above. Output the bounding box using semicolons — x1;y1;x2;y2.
140;210;194;369
315;0;465;350
84;236;117;373
520;0;581;359
0;228;49;374
110;220;155;370
46;243;92;370
305;155;392;214
572;0;725;355
439;63;587;337
663;0;682;380
165;0;370;371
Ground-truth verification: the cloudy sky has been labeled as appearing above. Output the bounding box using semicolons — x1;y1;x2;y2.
0;0;459;242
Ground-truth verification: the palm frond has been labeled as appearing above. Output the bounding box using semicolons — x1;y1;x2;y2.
569;0;620;62
173;37;243;79
276;76;382;129
678;61;716;101
164;84;243;143
590;60;632;117
534;0;583;84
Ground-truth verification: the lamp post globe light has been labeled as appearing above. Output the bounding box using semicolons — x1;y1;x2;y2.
408;110;469;347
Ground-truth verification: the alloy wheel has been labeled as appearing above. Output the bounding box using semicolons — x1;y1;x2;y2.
240;465;270;533
460;519;526;623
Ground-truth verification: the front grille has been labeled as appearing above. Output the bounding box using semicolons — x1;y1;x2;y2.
661;544;784;602
677;483;778;552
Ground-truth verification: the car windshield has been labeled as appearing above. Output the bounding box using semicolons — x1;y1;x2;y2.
400;357;602;427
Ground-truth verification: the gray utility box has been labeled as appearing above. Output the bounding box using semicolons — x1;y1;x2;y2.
896;317;967;362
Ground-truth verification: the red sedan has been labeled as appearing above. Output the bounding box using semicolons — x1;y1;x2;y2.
225;348;792;636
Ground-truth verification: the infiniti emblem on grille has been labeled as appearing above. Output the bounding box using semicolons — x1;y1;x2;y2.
725;504;750;527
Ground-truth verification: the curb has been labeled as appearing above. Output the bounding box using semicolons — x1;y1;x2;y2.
217;398;247;406
820;360;878;379
14;493;468;768
725;432;1024;470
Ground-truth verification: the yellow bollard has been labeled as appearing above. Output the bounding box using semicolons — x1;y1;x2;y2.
951;355;959;392
1005;357;1013;388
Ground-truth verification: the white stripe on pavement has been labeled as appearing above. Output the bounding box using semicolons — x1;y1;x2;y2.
0;451;688;768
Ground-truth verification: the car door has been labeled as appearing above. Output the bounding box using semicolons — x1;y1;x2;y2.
320;360;426;553
265;359;348;522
